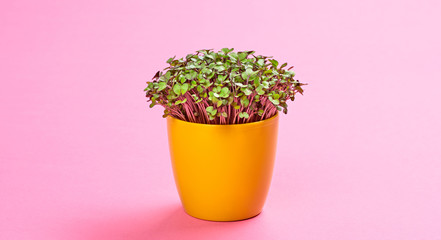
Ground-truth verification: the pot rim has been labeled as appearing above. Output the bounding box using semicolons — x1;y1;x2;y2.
167;112;279;128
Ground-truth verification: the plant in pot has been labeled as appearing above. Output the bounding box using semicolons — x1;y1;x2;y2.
144;48;305;221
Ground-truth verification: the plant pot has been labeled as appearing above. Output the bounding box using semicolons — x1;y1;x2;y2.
167;113;279;221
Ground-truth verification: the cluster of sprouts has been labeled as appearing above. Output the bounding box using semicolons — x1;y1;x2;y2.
144;48;305;124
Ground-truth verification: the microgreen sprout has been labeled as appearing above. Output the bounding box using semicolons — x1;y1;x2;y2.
144;48;306;124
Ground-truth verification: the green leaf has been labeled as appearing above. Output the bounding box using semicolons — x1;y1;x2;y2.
185;71;194;80
219;87;230;98
213;85;221;93
235;82;247;87
257;59;265;66
221;112;228;117
206;106;218;115
173;84;181;95
269;59;278;68
166;56;175;63
175;98;187;105
264;69;273;74
215;65;225;72
228;52;238;60
273;93;280;100
179;75;186;83
247;69;254;76
164;71;172;79
269;97;280;105
241;98;250;107
217;100;222;107
238;52;248;60
243;88;252;96
232;102;240;109
221;48;234;54
212;97;220;105
205;54;215;60
207;70;215;79
158;82;167;91
181;83;189;95
253;78;260;87
241;71;248;80
239;112;249;118
189;71;197;79
256;86;265;95
217;75;227;82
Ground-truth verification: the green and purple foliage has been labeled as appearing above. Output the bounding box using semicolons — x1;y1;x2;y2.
144;48;306;124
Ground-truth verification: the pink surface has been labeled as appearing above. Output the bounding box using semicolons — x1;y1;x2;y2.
1;0;441;239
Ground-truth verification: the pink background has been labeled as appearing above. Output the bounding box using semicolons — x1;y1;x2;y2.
1;0;441;239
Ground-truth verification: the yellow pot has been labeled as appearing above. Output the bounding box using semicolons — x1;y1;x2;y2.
167;113;279;221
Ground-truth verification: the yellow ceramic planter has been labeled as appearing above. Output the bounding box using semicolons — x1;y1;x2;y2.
167;113;279;221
